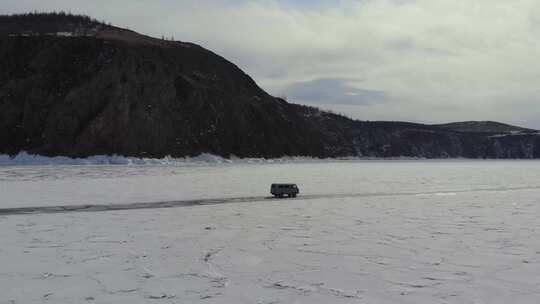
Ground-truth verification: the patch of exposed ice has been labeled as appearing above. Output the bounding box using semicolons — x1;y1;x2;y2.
434;192;457;196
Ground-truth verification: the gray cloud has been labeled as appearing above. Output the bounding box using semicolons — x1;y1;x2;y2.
282;78;386;105
2;0;540;129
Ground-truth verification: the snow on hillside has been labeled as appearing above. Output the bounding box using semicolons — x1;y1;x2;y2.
0;152;234;166
0;152;360;166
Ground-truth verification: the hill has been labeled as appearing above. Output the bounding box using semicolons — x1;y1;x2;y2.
1;13;539;159
434;121;537;134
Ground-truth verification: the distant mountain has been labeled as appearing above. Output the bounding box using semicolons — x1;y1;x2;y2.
433;121;537;134
1;13;540;159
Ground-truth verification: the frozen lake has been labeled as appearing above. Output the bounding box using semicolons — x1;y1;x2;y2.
1;160;540;303
2;159;540;209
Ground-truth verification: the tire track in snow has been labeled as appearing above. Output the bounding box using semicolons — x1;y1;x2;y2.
1;185;540;216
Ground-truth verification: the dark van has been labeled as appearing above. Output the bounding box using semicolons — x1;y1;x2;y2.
270;184;299;198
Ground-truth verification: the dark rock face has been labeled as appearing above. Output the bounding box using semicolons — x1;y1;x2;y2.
0;12;112;36
1;13;539;159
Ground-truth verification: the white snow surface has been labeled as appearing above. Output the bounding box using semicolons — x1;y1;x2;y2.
1;160;540;303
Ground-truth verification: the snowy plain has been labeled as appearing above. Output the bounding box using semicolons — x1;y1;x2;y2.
1;156;540;303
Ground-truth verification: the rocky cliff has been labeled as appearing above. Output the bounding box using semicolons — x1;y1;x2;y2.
1;13;539;159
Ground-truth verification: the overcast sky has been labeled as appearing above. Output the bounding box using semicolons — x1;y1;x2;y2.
3;0;540;128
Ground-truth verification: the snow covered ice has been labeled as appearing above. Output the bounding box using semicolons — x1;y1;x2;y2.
1;158;540;303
